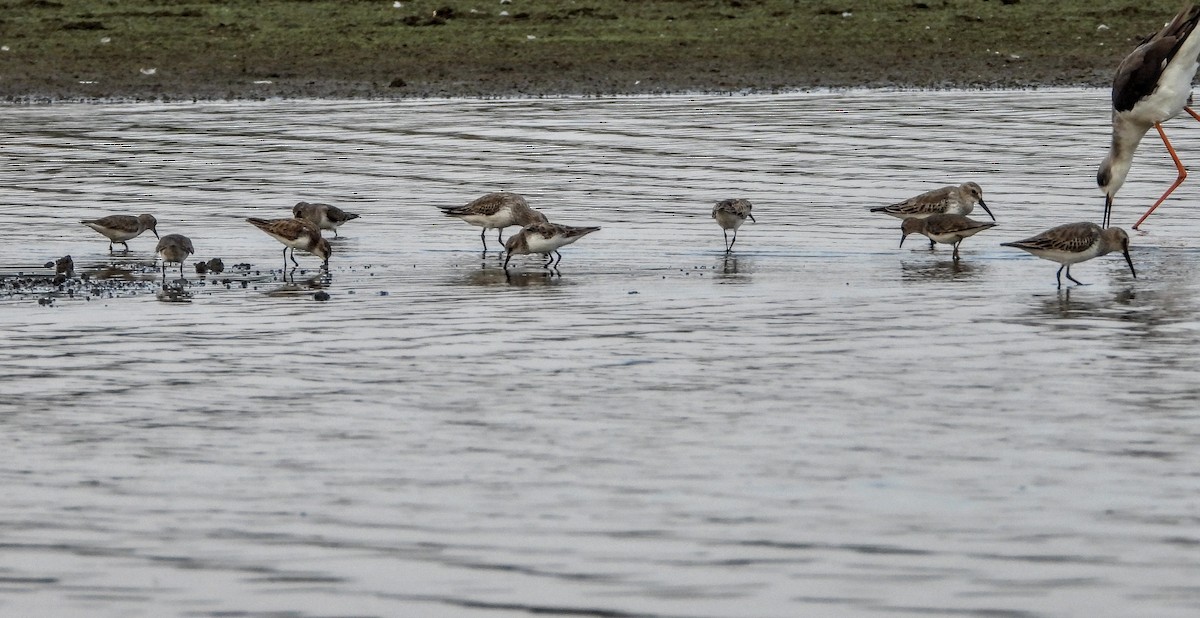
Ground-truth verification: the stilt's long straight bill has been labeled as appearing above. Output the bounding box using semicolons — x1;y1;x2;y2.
1099;4;1200;229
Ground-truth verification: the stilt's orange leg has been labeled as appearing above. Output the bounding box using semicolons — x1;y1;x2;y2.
1133;122;1188;230
1137;106;1200;229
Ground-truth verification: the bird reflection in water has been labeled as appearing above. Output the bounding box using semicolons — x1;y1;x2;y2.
265;268;331;296
900;258;982;281
715;254;754;281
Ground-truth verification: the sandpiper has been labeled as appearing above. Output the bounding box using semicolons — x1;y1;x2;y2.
712;198;755;251
247;217;331;270
503;222;601;272
872;182;994;220
1001;222;1136;288
1099;4;1200;229
900;213;995;260
440;192;548;251
292;201;360;238
80;214;159;252
155;233;194;279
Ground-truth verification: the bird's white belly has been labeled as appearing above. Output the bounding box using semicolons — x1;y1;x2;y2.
1133;59;1199;123
714;211;745;230
525;234;574;254
85;223;139;242
270;233;311;251
460;208;514;229
1028;243;1103;266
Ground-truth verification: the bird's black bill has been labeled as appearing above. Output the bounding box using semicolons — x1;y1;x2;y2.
748;213;756;223
978;199;995;222
1123;246;1136;279
899;234;907;248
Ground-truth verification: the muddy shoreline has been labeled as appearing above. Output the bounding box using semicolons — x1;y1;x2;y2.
0;1;1175;103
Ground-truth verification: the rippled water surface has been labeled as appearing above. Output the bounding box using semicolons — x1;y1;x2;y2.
3;90;1200;617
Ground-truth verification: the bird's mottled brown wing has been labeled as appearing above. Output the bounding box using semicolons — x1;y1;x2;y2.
923;214;992;236
1007;222;1101;253
877;186;954;215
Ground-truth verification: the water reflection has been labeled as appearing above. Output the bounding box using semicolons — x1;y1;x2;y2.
2;91;1200;618
899;257;983;281
263;269;331;296
714;253;753;280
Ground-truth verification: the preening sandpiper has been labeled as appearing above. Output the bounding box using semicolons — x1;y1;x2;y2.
292;201;360;238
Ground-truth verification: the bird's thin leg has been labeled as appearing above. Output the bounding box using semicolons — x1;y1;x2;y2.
480;229;488;252
1055;265;1064;289
108;241;114;253
722;229;730;252
552;251;563;268
281;247;289;271
120;241;129;252
729;230;738;251
503;253;513;272
1184;106;1200;123
929;239;936;250
161;263;167;280
1134;122;1188;230
952;241;961;261
178;262;185;279
333;229;339;238
497;229;505;245
542;253;554;269
289;248;300;268
1064;265;1085;286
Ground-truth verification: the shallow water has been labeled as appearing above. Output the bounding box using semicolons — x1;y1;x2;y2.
3;90;1200;617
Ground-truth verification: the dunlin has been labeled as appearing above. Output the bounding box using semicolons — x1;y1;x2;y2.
503;222;600;272
872;182;994;221
1099;4;1200;229
155;233;194;279
1001;222;1136;288
80;214;159;252
900;213;995;260
712;198;755;251
247;217;331;270
292;201;360;238
440;192;548;251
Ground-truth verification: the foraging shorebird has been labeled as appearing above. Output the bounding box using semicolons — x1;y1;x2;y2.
80;214;159;252
899;214;995;260
711;198;756;251
1099;4;1200;229
872;183;993;249
247;217;331;270
292;201;360;238
155;233;194;279
1001;222;1135;288
440;192;548;251
503;222;600;272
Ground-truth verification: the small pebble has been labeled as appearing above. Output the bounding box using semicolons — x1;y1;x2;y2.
314;291;330;301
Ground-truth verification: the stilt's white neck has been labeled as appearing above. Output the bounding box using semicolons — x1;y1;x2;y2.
1098;113;1151;197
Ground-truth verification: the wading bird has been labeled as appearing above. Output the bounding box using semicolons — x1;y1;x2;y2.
1098;4;1200;229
